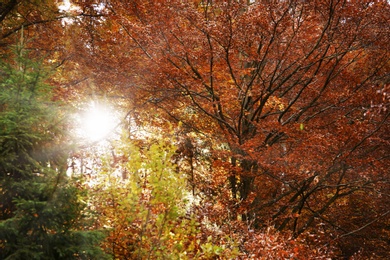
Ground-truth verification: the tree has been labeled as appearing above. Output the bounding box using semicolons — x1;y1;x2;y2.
0;42;108;259
0;0;66;55
82;131;240;259
0;0;110;107
68;0;390;257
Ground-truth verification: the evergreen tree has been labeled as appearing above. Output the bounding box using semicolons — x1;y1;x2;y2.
0;43;108;259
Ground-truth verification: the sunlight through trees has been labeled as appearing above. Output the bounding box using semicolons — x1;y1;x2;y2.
1;0;389;259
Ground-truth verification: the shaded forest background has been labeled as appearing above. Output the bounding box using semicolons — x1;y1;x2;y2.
0;0;389;259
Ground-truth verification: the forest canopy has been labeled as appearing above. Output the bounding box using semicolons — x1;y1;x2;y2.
1;0;389;259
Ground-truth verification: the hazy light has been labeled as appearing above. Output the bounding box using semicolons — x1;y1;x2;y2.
79;102;118;142
58;0;71;12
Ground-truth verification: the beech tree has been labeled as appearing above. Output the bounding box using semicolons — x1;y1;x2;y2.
0;0;69;58
1;0;388;258
0;0;108;104
67;0;389;258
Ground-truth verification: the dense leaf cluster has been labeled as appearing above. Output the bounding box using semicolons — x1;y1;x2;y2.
1;0;389;259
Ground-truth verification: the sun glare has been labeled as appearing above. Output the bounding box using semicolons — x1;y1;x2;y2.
58;0;71;11
79;102;118;142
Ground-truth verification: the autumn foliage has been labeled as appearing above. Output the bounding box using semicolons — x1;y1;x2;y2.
1;0;389;259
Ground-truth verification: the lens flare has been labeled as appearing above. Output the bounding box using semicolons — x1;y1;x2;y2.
80;102;117;142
